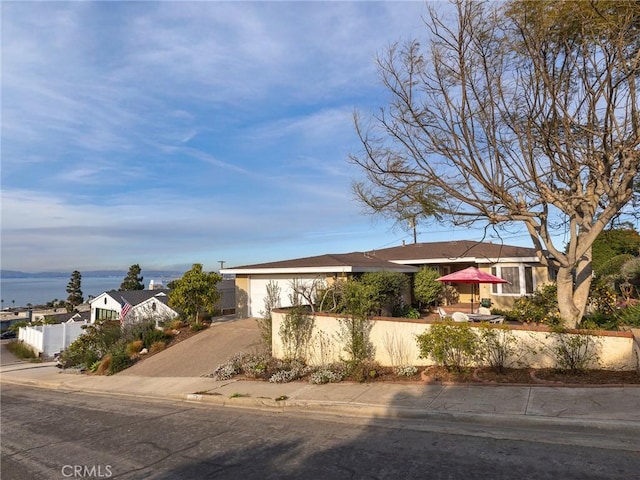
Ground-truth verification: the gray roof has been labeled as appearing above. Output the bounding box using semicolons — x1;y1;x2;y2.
223;241;540;274
105;289;171;307
44;311;90;323
224;252;418;273
372;241;540;263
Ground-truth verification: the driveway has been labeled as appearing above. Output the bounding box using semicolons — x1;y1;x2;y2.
119;317;262;378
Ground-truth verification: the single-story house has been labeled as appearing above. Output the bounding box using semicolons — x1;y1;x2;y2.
89;289;178;326
221;240;553;318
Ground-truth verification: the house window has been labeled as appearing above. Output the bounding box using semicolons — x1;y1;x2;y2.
491;265;535;296
95;308;117;321
524;267;534;294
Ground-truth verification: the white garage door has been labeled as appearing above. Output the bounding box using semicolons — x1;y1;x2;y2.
248;275;322;318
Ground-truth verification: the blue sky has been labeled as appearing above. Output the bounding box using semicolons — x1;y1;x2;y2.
1;1;536;273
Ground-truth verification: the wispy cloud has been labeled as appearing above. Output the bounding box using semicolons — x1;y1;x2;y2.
1;1;457;272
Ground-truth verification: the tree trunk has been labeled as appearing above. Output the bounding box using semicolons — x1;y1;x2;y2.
556;268;580;328
555;245;593;329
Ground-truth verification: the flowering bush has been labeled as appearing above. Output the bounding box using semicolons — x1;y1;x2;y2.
309;364;345;384
393;365;418;377
211;362;239;380
268;359;309;383
513;284;560;325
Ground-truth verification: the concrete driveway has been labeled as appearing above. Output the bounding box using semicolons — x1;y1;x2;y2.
119;317;262;378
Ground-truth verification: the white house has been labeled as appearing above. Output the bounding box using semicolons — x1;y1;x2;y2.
89;289;179;326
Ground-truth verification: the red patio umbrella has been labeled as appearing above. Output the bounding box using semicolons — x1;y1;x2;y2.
436;267;509;313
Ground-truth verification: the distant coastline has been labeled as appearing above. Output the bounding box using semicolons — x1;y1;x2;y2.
0;271;183;308
1;269;184;279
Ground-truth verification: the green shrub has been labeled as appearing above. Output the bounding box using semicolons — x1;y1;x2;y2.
402;307;421;319
108;344;134;374
59;321;121;368
413;267;445;308
8;321;28;333
579;312;618;331
476;324;519;373
359;271;409;317
416;322;478;372
190;323;207;332
489;309;519;322
343;360;382;383
544;327;602;373
616;304;640;326
122;321;168;348
513;284;560;325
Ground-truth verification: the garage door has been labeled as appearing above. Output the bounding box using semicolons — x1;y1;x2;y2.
248;275;322;318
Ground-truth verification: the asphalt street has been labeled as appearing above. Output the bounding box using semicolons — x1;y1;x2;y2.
3;384;640;480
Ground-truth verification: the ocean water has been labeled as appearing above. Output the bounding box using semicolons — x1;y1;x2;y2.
1;277;132;308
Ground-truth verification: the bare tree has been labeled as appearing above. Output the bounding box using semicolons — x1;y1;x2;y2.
350;0;640;327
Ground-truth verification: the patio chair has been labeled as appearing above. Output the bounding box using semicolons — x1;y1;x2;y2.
437;307;448;320
451;312;469;323
478;306;491;315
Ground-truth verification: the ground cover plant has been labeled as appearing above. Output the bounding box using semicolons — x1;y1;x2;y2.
58;318;204;374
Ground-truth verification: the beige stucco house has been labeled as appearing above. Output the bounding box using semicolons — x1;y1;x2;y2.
221;240;553;318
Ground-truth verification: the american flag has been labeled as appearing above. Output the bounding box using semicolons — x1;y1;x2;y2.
120;298;132;324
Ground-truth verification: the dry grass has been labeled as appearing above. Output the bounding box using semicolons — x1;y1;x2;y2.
95;355;112;375
149;341;166;354
126;340;143;357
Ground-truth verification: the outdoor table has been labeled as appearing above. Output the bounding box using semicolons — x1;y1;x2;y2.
466;314;504;323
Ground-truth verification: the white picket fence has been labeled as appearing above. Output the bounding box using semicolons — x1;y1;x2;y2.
19;321;88;358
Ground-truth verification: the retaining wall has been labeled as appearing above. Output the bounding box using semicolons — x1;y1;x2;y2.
271;310;636;370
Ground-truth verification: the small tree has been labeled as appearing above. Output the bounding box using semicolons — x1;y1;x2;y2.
336;279;377;363
66;270;83;312
120;264;144;290
257;281;281;352
413;267;444;309
168;264;222;324
351;0;640;327
279;304;314;361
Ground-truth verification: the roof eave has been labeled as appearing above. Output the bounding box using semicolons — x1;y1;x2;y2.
221;265;418;275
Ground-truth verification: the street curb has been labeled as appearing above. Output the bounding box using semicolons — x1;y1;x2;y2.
4;376;640;437
180;391;640;435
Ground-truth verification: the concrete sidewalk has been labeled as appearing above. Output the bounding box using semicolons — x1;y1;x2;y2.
2;361;639;439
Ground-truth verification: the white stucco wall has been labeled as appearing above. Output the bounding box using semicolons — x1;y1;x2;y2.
271;310;636;370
